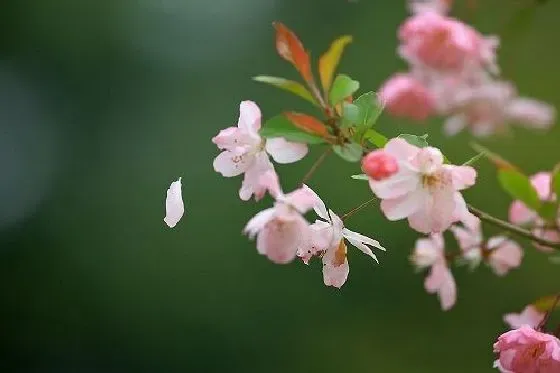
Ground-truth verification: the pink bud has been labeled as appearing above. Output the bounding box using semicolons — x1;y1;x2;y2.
362;150;399;181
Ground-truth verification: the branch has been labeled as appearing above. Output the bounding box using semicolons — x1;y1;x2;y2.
300;147;332;186
467;204;560;250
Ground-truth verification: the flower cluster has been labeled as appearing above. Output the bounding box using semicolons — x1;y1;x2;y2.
379;0;556;136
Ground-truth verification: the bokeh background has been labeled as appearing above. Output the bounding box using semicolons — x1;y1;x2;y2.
1;0;560;372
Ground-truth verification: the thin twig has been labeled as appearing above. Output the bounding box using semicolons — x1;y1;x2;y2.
300;147;332;186
341;197;377;221
467;204;560;250
537;293;560;332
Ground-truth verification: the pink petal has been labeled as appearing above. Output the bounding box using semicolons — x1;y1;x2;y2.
243;208;276;241
284;185;318;214
213;150;254;177
384;138;420;162
409;188;456;233
256;216;308;264
530;172;552;200
257;169;282;199
488;237;523;276
368;170;420;200
425;262;456;311
239;153;275;201
265;138;308;164
409;147;444;174
507;98;556;130
238;100;262;135
380;189;425;221
503;306;545;330
163;177;185;228
447;165;477;190
411;235;443;268
443;114;467;136
322;249;350;288
508;200;536;225
211;127;241;150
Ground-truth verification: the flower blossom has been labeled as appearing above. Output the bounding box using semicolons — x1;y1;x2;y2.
504;306;545;330
493;325;560;373
450;217;523;276
164;177;184;228
368;138;476;233
244;171;316;264
378;73;437;121
411;234;456;310
508;172;559;252
297;192;385;288
212;100;308;201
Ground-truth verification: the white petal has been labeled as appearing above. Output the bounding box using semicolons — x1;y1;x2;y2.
380;189;425;221
213;150;254;177
343;228;385;253
265;138;308;164
164;177;185;228
443;114;467;136
239;153;275;201
244;208;276;240
304;186;329;221
368;169;420;200
238;100;262;136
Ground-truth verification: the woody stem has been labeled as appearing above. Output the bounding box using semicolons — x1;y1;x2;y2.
341;197;377;220
300;147;332;186
467;204;560;250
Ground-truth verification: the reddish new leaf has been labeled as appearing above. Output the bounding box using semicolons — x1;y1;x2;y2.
284;112;329;137
273;22;313;82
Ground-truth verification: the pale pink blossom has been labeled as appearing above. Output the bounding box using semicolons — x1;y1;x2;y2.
486;236;523;276
244;171;316;264
504;306;545;330
444;82;556;136
508;172;559;252
412;234;456;310
361;150;399;181
379;74;436;120
398;12;497;72
297;191;385;288
164;177;184;228
212;101;308;201
451;218;523;275
368;138;476;233
408;0;451;15
493;325;560;373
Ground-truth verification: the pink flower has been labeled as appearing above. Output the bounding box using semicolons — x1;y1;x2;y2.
368;138;476;233
163;177;184;228
493;325;560;373
361;150;399;181
379;74;436;120
508;172;559;252
297;191;385;288
451;218;523;275
244;171;316;264
408;0;451;15
411;234;457;310
212;101;308;201
504;306;545;330
398;12;497;72
444;82;556;136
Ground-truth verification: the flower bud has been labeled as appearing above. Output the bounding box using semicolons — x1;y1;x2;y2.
361;150;399;181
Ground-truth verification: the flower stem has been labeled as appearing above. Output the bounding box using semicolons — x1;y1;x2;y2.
341;197;377;221
300;147;332;186
538;293;560;332
467;204;560;250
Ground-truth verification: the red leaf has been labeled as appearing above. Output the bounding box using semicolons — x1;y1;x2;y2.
273;22;313;82
284;112;329;137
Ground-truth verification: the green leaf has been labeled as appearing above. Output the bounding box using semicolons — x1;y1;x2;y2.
341;102;360;128
362;129;388;148
260;115;326;144
538;201;558;222
497;170;541;210
329;74;360;105
533;294;560;312
462;152;484;166
253;76;317;106
552;166;560;200
353;91;383;129
333;142;363;162
398;134;429;148
351;174;369;180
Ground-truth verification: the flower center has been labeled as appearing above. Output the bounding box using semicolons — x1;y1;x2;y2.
422;170;451;191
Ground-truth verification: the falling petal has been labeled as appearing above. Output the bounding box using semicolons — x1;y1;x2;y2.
164;177;184;228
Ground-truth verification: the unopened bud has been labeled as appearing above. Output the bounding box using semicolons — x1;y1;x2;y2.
361;150;399;181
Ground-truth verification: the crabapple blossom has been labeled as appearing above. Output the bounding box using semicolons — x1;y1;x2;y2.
411;234;456;310
361;150;399;181
493;325;560;373
368;138;476;233
443;81;556;136
504;306;546;330
244;171;316;264
378;74;437;120
398;11;497;72
164;177;184;228
508;172;559;252
450;217;523;275
212;100;308;201
297;191;385;288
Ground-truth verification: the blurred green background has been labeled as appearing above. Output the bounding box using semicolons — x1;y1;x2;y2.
1;0;559;372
